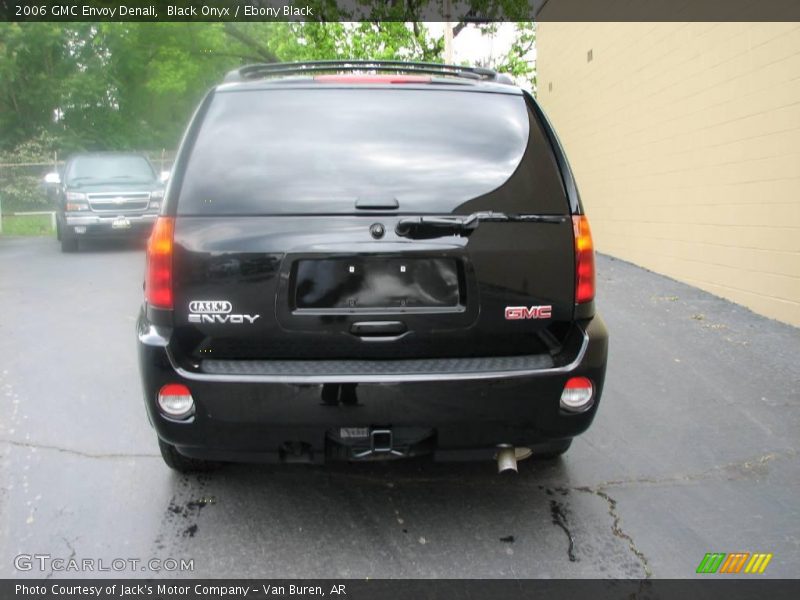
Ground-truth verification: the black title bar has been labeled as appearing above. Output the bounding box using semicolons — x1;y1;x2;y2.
2;0;800;22
6;579;800;600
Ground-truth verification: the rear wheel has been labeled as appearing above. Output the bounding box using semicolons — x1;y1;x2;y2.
158;439;219;473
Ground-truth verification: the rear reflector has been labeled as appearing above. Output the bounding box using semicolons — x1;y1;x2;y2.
572;215;595;304
157;383;194;418
560;377;594;412
145;217;175;309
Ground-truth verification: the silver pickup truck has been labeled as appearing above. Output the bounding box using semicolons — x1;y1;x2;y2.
50;152;166;252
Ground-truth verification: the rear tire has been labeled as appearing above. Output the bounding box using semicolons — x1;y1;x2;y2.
158;439;219;473
60;232;78;253
531;439;572;459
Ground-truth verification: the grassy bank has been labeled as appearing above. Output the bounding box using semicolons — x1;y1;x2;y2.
1;214;55;237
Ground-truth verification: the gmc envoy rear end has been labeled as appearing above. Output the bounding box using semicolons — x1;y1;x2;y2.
136;61;609;473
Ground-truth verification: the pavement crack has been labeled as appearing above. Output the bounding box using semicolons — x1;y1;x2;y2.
62;536;78;561
576;486;652;579
0;438;159;460
43;536;78;580
566;449;792;580
583;449;795;491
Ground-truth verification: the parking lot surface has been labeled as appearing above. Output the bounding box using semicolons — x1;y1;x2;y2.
0;236;798;578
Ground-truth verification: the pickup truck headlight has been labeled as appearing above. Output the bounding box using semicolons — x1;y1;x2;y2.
65;191;89;211
149;189;165;209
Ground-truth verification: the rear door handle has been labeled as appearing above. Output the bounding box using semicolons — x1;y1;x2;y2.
350;321;407;336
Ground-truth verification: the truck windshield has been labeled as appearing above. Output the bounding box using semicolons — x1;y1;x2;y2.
67;155;156;185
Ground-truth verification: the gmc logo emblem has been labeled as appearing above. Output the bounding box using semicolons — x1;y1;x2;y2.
505;305;553;320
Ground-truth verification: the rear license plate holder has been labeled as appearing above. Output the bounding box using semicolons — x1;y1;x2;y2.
293;257;461;310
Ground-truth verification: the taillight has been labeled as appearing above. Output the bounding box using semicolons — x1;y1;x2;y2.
572;215;595;304
560;377;594;412
145;217;174;309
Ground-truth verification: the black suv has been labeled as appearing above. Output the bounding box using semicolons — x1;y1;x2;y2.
136;61;608;473
55;152;164;252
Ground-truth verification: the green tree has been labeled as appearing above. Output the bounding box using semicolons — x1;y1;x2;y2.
0;24;74;148
0;15;536;155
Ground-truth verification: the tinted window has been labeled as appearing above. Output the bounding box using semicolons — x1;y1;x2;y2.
178;88;566;215
66;155;155;184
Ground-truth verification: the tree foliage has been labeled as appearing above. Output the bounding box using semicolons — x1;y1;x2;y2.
0;17;535;157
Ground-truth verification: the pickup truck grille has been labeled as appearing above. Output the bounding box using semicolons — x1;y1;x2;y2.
86;192;150;213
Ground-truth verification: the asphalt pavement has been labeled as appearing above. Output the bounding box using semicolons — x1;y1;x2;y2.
0;235;798;579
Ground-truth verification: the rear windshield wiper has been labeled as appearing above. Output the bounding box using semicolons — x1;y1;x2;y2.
395;211;567;239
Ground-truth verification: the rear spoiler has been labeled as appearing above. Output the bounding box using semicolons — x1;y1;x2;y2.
223;60;514;84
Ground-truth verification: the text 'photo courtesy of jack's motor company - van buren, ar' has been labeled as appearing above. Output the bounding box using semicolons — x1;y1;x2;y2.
15;583;348;597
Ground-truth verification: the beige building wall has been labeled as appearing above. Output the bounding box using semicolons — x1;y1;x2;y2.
536;22;800;326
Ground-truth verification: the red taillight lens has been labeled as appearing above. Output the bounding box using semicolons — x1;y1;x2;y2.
157;383;194;418
560;377;594;412
145;217;175;309
572;215;595;304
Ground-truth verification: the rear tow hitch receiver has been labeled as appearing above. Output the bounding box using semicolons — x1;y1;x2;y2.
353;429;406;458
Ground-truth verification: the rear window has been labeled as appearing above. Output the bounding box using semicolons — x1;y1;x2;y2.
177;88;567;215
66;155;155;185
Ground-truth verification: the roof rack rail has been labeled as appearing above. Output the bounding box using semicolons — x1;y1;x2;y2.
222;60;510;84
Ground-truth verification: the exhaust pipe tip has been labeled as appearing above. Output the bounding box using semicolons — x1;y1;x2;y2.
495;446;532;474
496;446;518;474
